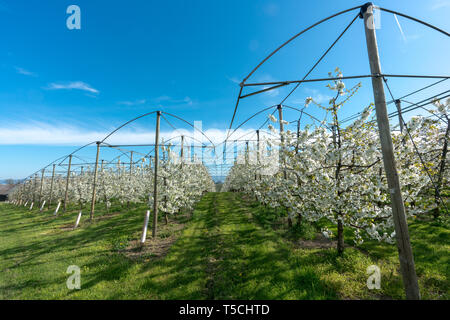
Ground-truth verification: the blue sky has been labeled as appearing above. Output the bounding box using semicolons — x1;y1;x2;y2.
0;0;449;179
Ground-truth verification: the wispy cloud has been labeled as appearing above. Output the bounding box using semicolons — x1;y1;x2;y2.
291;88;332;105
249;39;259;51
393;14;407;43
431;0;450;10
46;81;99;94
226;76;241;85
117;99;147;106
15;67;37;77
153;95;193;106
257;74;280;97
0;122;264;146
262;3;279;16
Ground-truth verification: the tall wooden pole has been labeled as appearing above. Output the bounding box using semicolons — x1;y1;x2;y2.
32;173;38;206
245;141;249;164
201;146;204;164
362;3;420;300
129;151;133;172
152;111;161;238
278;105;287;179
256;130;260;180
39;169;45;207
128;151;134;208
63;155;72;212
295;118;301;154
180;135;184;163
278;104;291;226
395;99;404;133
89;142;101;220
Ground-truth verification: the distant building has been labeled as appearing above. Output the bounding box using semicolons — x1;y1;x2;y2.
0;185;14;202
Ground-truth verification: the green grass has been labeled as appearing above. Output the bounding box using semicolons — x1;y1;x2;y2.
0;193;448;299
248;197;450;299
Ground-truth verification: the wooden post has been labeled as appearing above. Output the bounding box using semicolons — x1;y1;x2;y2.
129;151;134;172
180;135;184;163
90;142;101;220
163;177;168;224
48;164;56;209
101;159;105;172
278;104;291;226
152;111;161;237
201;146;204;164
362;3;420;300
63;155;72;212
256;130;261;180
295;118;301;154
39;169;45;208
33;174;38;205
277;105;287;179
395;99;404;133
245;141;249;165
128;151;133;208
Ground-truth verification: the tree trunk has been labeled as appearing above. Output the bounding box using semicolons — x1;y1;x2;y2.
337;219;344;255
434;121;449;218
297;212;302;226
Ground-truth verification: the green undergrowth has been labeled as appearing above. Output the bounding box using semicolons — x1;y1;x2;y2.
246;195;449;299
0;193;448;299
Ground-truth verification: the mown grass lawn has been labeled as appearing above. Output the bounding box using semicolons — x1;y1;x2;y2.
0;192;448;299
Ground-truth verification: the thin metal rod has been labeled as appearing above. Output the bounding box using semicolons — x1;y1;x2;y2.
378;7;450;37
280;13;360;104
242;5;362;83
243;74;450;87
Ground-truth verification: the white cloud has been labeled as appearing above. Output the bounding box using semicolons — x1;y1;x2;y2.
0;122;268;146
117;99;147;106
431;0;450;10
257;74;280;97
291;88;332;105
15;67;37;77
393;14;407;43
47;81;99;94
226;76;241;84
154;95;171;102
153;95;193;106
263;3;279;16
249;39;259;51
